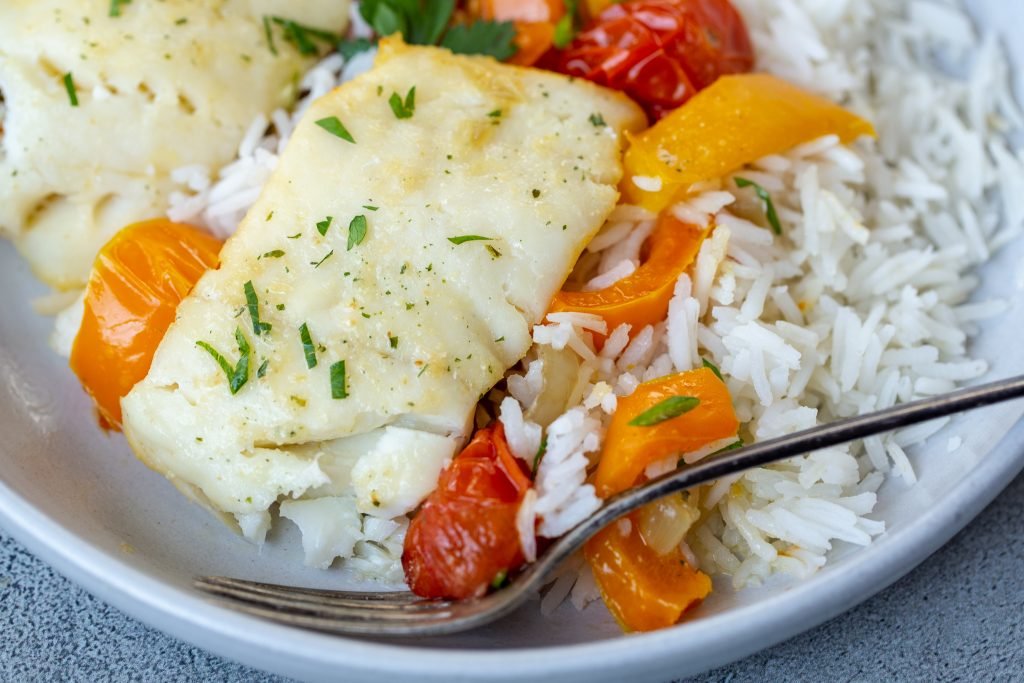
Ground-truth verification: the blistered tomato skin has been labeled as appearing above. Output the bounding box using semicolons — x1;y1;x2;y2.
551;0;754;120
403;423;532;599
69;219;220;429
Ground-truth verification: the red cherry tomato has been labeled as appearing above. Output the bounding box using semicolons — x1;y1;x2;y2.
402;422;533;599
551;0;755;120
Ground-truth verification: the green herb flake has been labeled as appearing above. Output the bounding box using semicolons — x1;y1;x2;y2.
485;244;502;259
712;439;744;456
363;204;379;211
316;215;333;236
262;15;277;55
347;215;368;251
417;363;429;377
257;359;269;378
266;16;339;56
109;0;133;17
447;235;492;245
260;250;285;259
589;112;606;127
487;109;502;118
310;250;334;268
532;435;548;473
196;328;251;395
330;360;348;399
243;281;272;335
702;358;724;381
299;323;317;369
531;189;541;199
388;86;416;119
628;396;701;427
389;335;399;349
315;116;355;143
490;569;509;590
338;37;375;61
63;72;78;107
440;20;517;60
276;303;285;311
734;177;782;235
286;232;302;239
552;1;577;49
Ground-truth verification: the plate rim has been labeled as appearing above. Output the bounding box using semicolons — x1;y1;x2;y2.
2;418;1022;682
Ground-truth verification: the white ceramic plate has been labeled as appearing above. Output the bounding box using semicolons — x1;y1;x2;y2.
2;3;1024;680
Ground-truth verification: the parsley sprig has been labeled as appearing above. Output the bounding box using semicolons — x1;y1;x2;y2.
734;177;783;235
344;0;517;61
196;328;252;395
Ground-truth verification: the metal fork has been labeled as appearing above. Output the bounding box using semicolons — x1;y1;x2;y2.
195;374;1024;636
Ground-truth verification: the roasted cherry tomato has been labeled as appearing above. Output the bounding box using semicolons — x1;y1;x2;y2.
70;219;221;429
403;422;533;599
551;0;755;120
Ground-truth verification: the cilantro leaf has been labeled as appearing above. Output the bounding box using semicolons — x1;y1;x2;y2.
441;20;517;60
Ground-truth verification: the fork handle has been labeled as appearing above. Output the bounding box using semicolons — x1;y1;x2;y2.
594;373;1024;528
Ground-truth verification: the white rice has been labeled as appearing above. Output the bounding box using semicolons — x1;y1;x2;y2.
164;0;1023;601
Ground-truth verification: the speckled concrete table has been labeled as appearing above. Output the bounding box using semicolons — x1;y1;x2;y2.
2;471;1023;682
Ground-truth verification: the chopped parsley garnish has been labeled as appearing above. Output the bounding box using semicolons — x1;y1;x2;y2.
315;116;355;144
490;569;509;590
260;250;285;259
63;73;78;107
712;439;744;456
287;232;302;239
299;323;317;368
196;328;251;395
442;20;517;60
264;16;340;56
417;364;429;377
734;177;782;235
347;215;368;251
363;204;379;211
487;109;502;118
109;0;132;17
389;335;399;349
257;359;269;378
311;250;334;268
532;435;548;473
531;189;541;198
338;38;375;61
243;281;272;335
388;86;416;119
330;360;348;399
447;235;492;245
316;215;333;236
702;358;724;381
628;396;700;427
486;244;502;259
358;0;517;60
589;113;607;127
552;0;578;48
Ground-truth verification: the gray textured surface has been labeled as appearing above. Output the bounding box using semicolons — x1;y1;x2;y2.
2;473;1023;683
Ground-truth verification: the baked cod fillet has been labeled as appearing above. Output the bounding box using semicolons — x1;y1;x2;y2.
122;38;645;569
0;0;349;290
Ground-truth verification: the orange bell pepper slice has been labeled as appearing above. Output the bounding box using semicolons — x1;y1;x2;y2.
70;219;221;429
480;0;564;66
623;73;877;212
549;212;707;336
594;367;739;497
584;512;711;632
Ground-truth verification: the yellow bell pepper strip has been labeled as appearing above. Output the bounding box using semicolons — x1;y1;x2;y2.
549;212;708;338
594;367;739;497
585;512;711;632
622;73;877;212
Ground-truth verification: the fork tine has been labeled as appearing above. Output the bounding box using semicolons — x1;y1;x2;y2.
198;576;420;603
206;598;474;636
195;577;459;621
